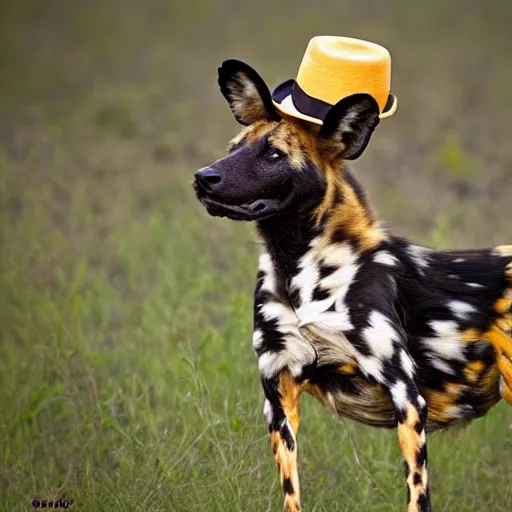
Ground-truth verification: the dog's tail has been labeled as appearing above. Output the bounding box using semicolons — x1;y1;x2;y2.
489;246;512;404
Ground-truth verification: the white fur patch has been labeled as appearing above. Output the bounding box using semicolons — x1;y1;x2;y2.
407;245;431;270
263;399;273;426
429;319;460;336
453;258;465;263
466;282;484;289
400;349;415;378
252;329;263;350
357;355;384;382
283;418;296;447
431;358;456;375
293;240;359;331
320;242;358;268
291;249;319;306
257;334;316;379
362;311;398;360
258;252;273;273
296;296;336;325
296;262;360;327
298;309;353;331
258;350;294;379
423;320;464;360
390;381;408;411
328;264;361;316
258;253;276;293
448;300;476;320
372;250;398;266
293;266;319;306
260;301;297;326
320;264;360;295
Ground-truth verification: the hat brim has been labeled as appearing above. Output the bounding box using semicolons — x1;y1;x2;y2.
271;80;398;125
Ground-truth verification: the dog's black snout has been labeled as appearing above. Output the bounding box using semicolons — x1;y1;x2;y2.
195;167;222;189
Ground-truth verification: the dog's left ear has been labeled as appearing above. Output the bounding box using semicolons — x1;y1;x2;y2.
218;60;281;126
318;93;380;161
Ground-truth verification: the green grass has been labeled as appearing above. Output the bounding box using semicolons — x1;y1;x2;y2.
1;1;512;511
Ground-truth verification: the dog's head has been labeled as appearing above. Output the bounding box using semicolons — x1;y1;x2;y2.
194;60;380;221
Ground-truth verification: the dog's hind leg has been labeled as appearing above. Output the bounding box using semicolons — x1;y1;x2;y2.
394;389;430;512
487;323;512;405
489;254;512;404
262;370;303;512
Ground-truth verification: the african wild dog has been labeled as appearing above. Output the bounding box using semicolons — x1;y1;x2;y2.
193;59;512;512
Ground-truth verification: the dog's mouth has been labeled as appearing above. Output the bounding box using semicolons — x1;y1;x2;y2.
194;180;292;221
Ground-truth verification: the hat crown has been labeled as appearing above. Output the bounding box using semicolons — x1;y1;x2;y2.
296;36;391;113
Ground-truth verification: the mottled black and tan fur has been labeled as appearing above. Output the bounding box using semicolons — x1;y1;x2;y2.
193;59;512;512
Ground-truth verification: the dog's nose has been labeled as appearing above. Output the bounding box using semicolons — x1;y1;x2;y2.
195;167;222;189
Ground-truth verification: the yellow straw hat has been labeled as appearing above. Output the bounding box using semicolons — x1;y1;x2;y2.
272;36;398;124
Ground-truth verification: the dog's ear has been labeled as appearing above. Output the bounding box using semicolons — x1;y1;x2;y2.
218;60;281;126
317;93;380;161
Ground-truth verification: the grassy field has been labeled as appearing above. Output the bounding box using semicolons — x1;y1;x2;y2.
1;1;512;510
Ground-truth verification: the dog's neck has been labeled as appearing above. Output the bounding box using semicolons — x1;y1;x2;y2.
257;166;387;284
257;206;321;280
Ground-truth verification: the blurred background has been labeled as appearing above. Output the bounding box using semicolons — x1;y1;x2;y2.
1;1;512;510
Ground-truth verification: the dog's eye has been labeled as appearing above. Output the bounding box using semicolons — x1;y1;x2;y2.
266;148;285;161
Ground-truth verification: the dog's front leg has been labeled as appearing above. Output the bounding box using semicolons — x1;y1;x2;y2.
255;326;314;512
344;302;431;512
262;371;303;512
252;253;317;511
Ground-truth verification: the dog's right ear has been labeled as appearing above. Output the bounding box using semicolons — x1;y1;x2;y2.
318;93;380;161
218;60;281;126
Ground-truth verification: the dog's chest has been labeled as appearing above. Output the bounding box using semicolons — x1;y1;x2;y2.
259;244;364;368
285;250;359;360
287;244;359;328
268;276;398;427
